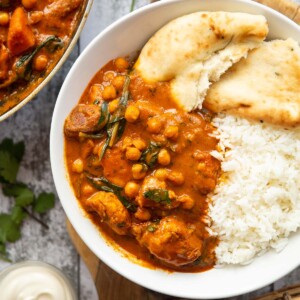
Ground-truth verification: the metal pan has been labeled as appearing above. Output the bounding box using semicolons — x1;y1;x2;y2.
0;0;93;122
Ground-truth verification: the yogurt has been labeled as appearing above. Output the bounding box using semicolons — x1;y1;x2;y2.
0;261;76;300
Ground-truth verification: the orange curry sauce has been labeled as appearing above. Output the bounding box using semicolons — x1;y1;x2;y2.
0;0;86;115
65;58;221;272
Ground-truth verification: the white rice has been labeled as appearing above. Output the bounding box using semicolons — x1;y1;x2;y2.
209;114;300;265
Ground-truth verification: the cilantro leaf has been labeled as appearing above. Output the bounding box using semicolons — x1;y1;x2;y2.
140;142;161;168
11;206;27;225
3;183;34;207
0;214;21;243
0;151;19;183
143;188;171;205
0;139;25;162
33;193;55;213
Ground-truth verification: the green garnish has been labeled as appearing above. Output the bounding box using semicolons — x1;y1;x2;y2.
85;173;136;212
0;138;55;261
140;141;161;168
16;36;64;81
147;224;157;233
100;75;130;160
130;0;136;12
98;102;109;129
143;188;171;205
78;132;105;139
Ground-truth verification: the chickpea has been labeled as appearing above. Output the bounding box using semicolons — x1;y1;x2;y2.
72;158;84;173
178;195;195;210
122;136;133;151
135;207;151;221
126;147;141;161
125;105;140;123
33;54;48;71
132;164;147;180
0;12;9;26
29;11;43;24
108;98;119;114
132;138;146;151
22;0;37;9
167;171;185;186
114;57;129;71
154;168;169;181
82;184;94;196
147;117;162;134
158;149;171;166
124;181;140;198
164;125;179;140
102;85;117;101
112;75;125;90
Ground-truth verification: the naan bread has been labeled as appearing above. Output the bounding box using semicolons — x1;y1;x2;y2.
135;12;268;111
204;39;300;127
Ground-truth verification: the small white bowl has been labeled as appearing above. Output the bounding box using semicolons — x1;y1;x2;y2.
0;261;77;299
50;0;300;298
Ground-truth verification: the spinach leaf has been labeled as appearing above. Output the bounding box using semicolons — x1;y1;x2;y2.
16;36;64;81
140;141;161;168
144;188;171;205
85;173;136;212
100;75;130;159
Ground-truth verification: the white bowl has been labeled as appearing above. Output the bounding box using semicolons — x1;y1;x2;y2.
50;0;300;298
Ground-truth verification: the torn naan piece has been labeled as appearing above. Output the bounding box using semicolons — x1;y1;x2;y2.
204;39;300;127
135;12;268;111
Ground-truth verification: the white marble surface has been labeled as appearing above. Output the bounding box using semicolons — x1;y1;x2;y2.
0;1;300;299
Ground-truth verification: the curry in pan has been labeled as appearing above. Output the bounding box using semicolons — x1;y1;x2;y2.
64;57;221;272
0;0;86;116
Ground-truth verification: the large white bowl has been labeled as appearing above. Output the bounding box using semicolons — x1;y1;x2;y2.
50;0;300;298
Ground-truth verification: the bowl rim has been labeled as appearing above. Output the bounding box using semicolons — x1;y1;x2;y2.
50;0;300;298
0;0;93;123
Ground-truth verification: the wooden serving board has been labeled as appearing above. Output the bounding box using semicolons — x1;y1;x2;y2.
66;0;300;299
66;220;173;300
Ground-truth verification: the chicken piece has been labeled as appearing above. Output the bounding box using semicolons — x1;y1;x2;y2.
136;175;179;209
7;7;36;56
0;43;9;81
101;147;132;187
132;216;202;267
86;191;131;235
193;151;220;194
64;104;103;138
45;0;82;18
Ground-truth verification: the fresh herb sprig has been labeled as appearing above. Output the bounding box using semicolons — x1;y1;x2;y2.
0;138;55;261
144;188;171;205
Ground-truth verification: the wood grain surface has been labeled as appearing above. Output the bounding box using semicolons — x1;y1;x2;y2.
254;0;300;24
0;1;300;300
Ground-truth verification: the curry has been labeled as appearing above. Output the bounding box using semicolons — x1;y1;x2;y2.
0;0;86;116
64;57;221;272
